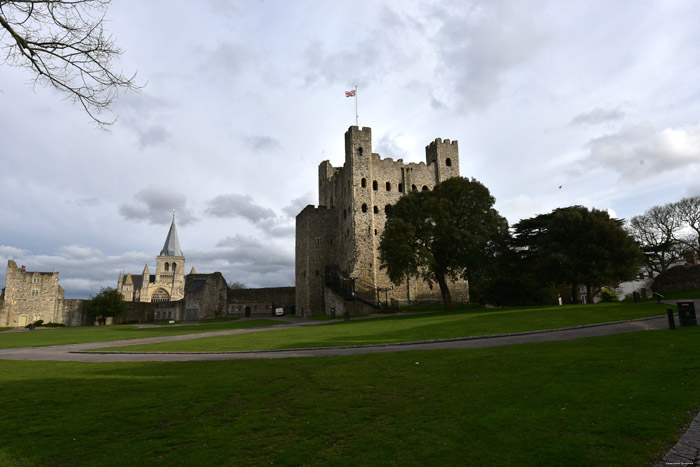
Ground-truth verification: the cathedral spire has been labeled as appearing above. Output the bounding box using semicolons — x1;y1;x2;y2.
160;211;184;257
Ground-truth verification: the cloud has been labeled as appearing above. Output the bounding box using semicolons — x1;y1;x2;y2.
58;245;105;260
586;122;700;178
205;193;276;223
76;197;100;207
245;134;280;153
432;1;549;109
282;193;315;218
375;133;409;160
0;245;29;257
119;186;197;225
137;125;171;149
571;106;626;125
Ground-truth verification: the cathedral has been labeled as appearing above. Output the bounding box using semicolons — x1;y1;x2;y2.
117;214;187;302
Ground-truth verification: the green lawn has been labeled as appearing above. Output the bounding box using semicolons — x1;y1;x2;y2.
0;327;698;466
103;302;667;352
656;289;700;300
0;319;286;349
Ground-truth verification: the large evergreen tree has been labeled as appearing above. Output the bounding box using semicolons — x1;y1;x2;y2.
514;206;643;303
379;177;508;309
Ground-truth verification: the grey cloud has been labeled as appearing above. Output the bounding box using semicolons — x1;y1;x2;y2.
137;125;171;149
205;193;276;223
76;197;100;207
119;186;197;225
375;134;408;160
571;106;626;125
245;134;280;153
58;245;105;260
282;193;315;218
433;1;549;109
586;122;700;178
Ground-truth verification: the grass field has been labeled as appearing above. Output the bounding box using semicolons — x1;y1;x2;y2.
98;302;668;352
0;319;285;349
656;289;700;300
0;326;698;466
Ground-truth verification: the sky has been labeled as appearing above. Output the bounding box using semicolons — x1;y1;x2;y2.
1;0;700;298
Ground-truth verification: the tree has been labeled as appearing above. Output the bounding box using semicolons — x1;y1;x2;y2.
228;281;247;290
628;205;684;276
85;287;127;324
0;0;140;127
379;177;509;309
514;206;643;303
673;195;700;259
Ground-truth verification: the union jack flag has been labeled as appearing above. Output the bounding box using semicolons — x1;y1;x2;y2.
345;90;356;97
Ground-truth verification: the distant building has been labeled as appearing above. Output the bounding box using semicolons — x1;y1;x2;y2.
117;214;186;302
0;260;65;326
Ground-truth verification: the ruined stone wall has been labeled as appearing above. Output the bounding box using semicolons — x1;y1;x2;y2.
652;264;700;294
295;126;469;316
1;260;65;326
229;286;296;318
184;272;228;320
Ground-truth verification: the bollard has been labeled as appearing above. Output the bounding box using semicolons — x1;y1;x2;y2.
667;308;676;330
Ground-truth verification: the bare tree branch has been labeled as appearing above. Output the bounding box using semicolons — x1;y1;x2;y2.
0;0;141;128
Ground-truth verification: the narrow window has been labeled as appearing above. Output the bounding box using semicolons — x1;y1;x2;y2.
330;238;333;245
165;263;169;272
373;206;379;214
373;180;378;191
412;184;417;191
357;147;363;156
361;178;367;187
316;270;319;277
398;183;403;192
172;263;176;272
445;158;452;167
374;229;378;235
422;185;429;191
316;237;320;245
385;205;392;215
362;203;368;213
386;182;391;191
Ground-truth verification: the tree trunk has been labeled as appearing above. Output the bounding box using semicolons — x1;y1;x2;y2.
436;271;453;310
571;283;578;304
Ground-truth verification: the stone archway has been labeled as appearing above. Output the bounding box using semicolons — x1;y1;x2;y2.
151;288;170;303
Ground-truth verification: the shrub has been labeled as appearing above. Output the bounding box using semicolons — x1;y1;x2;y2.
600;289;619;302
44;322;65;327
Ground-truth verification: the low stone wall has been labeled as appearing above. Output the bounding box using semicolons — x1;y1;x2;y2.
227;287;296;318
652;264;700;294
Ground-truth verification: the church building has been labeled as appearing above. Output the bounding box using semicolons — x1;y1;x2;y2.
117;214;187;302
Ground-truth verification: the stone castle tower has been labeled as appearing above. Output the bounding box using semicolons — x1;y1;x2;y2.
295;125;469;316
118;214;186;302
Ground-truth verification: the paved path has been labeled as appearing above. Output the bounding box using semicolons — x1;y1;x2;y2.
0;315;668;362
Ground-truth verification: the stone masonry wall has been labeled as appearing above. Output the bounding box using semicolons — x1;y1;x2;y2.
1;260;64;326
184;272;228;320
229;286;296;317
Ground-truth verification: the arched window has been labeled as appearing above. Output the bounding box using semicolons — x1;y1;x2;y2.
398;183;403;193
445;158;452;167
412;184;417;191
362;203;368;213
361;178;367;187
385;205;392;215
151;288;170;303
373;180;378;191
357;147;363;156
172;263;176;272
422;185;429;191
164;263;169;272
386;182;391;191
373;206;379;214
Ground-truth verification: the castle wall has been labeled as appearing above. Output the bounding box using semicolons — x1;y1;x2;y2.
184;272;228;320
295;206;338;316
228;286;296;317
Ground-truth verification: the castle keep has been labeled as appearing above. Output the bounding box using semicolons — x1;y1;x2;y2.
295;126;469;316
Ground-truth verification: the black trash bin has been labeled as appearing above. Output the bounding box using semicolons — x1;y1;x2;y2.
677;301;697;326
330;307;336;319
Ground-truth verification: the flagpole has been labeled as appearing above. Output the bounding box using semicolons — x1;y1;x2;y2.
355;85;359;128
